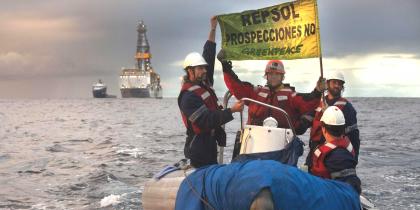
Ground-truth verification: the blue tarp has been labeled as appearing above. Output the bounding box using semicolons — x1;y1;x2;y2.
175;160;360;210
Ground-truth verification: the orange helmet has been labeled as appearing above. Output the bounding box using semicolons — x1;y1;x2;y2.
265;60;285;74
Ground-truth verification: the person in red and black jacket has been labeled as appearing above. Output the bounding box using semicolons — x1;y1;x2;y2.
310;106;361;194
217;51;324;135
178;17;244;168
305;72;360;169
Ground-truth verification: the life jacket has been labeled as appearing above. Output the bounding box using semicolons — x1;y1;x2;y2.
179;82;222;134
248;85;297;128
310;136;355;179
310;97;348;142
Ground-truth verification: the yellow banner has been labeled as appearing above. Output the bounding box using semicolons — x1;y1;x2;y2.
217;0;320;60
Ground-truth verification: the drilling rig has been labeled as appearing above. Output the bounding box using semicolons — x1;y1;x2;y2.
120;20;162;98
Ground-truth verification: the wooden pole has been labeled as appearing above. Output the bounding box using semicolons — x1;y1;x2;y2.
314;0;326;105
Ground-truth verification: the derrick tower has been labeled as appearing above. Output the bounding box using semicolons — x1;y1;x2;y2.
119;20;162;98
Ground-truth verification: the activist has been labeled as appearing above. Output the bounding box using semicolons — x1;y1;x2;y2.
305;71;360;169
178;16;244;168
217;50;324;135
309;106;361;194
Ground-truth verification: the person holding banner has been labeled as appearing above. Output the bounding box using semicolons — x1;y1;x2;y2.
217;52;324;135
178;16;244;168
306;72;360;169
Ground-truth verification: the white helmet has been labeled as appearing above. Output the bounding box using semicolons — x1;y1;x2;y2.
320;106;345;126
183;52;208;69
327;72;345;83
263;117;278;127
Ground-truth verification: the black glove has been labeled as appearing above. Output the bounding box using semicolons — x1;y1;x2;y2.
300;114;313;127
217;49;232;70
217;49;226;62
294;114;313;135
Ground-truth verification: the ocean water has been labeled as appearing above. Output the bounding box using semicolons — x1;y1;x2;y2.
0;98;419;210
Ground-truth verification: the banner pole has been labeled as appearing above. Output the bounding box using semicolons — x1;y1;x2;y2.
319;56;324;80
314;0;326;105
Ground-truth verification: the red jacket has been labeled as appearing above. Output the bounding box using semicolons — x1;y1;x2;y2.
310;97;349;142
310;136;355;179
223;70;320;132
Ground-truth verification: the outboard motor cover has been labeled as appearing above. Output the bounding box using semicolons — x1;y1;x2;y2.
240;125;294;154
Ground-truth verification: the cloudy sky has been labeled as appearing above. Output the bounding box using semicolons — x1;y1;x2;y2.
1;0;419;98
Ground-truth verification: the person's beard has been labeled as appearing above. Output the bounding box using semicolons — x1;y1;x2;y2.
196;73;206;83
328;86;342;98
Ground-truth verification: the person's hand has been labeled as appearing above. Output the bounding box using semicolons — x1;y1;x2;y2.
210;16;217;31
300;114;314;127
217;49;226;62
230;100;244;113
217;49;233;72
316;77;326;92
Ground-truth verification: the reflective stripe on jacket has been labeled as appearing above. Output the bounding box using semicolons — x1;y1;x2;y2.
310;97;349;142
179;82;221;134
247;85;299;128
311;136;355;179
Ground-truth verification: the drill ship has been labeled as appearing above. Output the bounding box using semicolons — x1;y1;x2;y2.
120;21;162;98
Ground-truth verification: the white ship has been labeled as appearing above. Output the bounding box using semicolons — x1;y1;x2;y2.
92;79;107;98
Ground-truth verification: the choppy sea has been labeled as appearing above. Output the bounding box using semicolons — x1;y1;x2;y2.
0;98;419;210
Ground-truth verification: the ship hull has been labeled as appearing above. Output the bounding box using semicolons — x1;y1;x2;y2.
92;88;107;98
150;86;163;99
121;88;150;98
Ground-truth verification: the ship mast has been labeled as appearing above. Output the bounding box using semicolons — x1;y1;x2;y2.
135;20;152;72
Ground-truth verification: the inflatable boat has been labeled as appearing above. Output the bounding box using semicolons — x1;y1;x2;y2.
142;93;376;210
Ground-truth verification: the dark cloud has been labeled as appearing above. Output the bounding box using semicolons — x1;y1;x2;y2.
319;0;420;57
0;0;419;98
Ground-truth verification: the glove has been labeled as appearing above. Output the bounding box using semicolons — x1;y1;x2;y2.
295;114;313;135
316;77;327;92
217;49;233;73
301;114;314;127
217;49;226;62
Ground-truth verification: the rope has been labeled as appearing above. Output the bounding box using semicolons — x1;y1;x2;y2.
183;168;215;210
241;130;251;153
